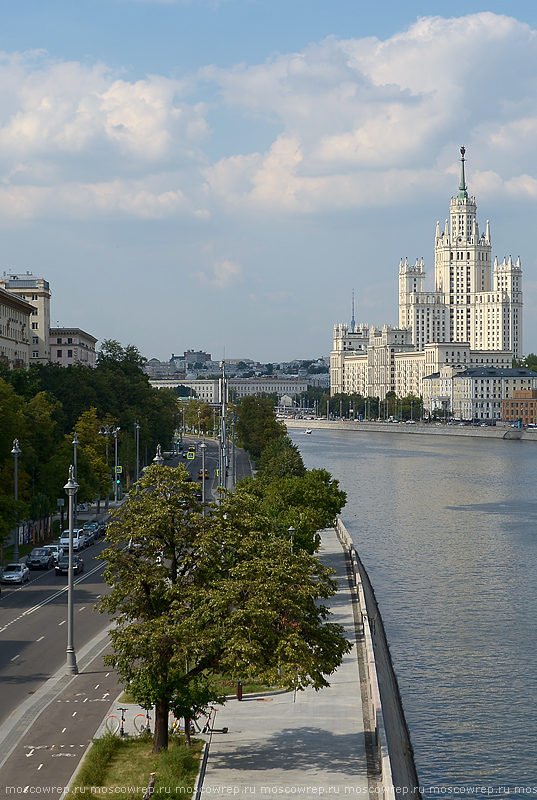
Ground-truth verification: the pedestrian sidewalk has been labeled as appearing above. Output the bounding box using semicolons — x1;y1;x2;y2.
201;528;370;797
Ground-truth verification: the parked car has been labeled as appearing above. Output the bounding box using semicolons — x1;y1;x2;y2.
55;554;84;575
26;547;54;570
96;520;107;538
60;528;86;551
2;563;30;584
45;544;63;564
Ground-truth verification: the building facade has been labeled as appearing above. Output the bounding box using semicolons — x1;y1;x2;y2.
422;367;537;421
0;273;51;364
502;389;537;426
331;149;523;402
0;287;34;368
49;327;98;368
149;377;308;404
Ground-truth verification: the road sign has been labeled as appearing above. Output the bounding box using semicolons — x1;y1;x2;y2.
115;466;123;473
187;452;195;460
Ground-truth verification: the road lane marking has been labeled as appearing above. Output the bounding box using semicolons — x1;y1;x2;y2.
72;711;77;717
78;607;85;611
0;562;106;634
11;654;20;661
38;764;43;770
58;620;65;626
37;636;44;642
62;728;67;733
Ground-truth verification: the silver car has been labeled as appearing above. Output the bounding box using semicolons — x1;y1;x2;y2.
2;563;30;584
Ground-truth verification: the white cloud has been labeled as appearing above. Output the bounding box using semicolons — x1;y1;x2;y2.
194;258;243;287
202;12;537;212
2;13;537;223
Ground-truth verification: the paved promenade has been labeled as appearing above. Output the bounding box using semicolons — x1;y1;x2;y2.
0;529;371;797
201;528;370;797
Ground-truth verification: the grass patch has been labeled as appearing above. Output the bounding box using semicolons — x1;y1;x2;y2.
66;732;202;800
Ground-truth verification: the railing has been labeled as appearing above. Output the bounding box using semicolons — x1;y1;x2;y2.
335;516;419;795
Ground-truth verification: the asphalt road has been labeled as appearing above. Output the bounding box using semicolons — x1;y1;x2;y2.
0;442;254;796
0;535;113;729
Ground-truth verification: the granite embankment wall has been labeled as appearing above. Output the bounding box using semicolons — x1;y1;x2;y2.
286;418;537;441
335;518;420;795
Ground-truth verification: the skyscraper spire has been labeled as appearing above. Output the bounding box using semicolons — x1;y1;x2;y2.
458;145;468;200
350;289;356;333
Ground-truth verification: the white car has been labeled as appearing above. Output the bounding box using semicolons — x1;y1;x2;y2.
45;544;64;564
60;529;86;551
2;563;30;584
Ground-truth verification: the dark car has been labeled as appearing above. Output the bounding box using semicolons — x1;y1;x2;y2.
55;555;84;575
82;522;99;545
26;547;54;570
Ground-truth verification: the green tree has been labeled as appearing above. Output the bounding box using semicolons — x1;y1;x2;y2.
98;464;351;753
235;396;286;459
257;435;306;479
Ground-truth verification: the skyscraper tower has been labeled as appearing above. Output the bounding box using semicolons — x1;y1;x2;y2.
434;146;493;344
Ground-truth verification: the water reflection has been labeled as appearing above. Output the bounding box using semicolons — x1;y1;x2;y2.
289;429;537;796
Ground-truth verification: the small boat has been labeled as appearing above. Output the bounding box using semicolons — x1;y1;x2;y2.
305;429;312;434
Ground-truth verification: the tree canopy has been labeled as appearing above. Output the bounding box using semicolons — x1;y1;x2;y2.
0;340;178;537
99;462;351;753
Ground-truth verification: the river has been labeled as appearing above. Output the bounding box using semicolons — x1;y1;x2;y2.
288;427;537;798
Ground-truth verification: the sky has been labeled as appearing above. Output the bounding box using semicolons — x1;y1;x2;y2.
2;1;537;363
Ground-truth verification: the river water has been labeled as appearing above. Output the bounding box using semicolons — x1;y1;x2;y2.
288;427;537;798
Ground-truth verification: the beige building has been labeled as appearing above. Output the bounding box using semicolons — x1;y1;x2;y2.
422;367;537;421
0;287;34;368
331;148;522;401
49;327;98;368
0;273;51;363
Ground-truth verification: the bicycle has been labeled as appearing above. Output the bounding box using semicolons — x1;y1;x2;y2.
105;707;128;736
134;708;152;735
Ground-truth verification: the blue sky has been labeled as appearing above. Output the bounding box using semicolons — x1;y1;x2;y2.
1;0;537;362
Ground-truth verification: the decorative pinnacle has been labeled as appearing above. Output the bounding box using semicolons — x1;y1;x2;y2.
458;146;468;200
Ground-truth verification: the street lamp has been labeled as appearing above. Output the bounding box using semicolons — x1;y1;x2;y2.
11;440;21;563
99;425;120;505
153;445;164;466
64;465;79;675
200;441;207;513
73;432;79;525
134;421;140;482
288;526;295;554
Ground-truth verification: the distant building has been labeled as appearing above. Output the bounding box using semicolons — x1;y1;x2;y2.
49;327;98;368
0;287;33;368
422;366;537;421
331;148;523;401
502;389;537;426
0;273;51;363
149;377;308;404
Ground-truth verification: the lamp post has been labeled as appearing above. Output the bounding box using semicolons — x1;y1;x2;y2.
73;432;79;526
153;445;164;466
200;441;207;514
288;526;295;554
134;421;140;482
11;440;21;563
99;425;120;505
64;465;79;675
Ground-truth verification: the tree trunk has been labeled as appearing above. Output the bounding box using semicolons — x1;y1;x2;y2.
184;717;191;748
152;698;169;753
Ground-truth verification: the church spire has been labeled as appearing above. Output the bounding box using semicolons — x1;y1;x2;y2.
350;289;356;333
458;145;468;200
